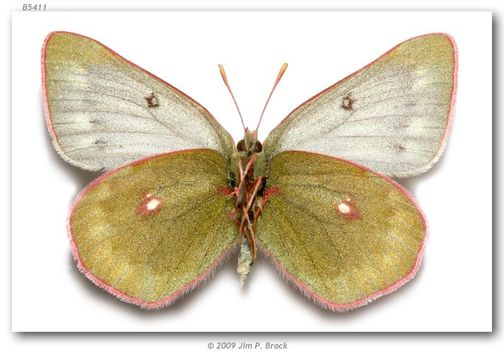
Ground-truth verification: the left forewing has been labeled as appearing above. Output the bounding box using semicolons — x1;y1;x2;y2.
42;32;235;171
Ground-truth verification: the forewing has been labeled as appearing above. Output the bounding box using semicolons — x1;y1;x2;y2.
256;151;426;310
69;149;237;308
262;33;457;177
42;32;234;171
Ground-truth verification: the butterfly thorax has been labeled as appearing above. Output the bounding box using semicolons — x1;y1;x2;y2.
231;129;266;284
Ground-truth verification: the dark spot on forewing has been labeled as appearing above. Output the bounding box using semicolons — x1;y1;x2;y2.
342;93;355;110
145;92;159;108
396;122;410;129
94;139;107;146
394;143;406;152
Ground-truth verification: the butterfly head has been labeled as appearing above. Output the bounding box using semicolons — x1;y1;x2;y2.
237;128;262;155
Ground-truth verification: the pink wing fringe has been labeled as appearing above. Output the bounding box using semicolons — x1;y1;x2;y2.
41;31;233;171
257;152;429;311
435;33;458;171
69;234;237;310
41;31;239;307
270;33;458;178
256;33;457;310
53;32;457;311
67;150;237;309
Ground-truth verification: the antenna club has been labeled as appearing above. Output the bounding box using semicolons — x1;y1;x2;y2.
218;64;228;83
277;63;288;81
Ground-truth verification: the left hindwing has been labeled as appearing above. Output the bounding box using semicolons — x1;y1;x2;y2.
69;149;237;309
256;151;426;311
261;33;457;178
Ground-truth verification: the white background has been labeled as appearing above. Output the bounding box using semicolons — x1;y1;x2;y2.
11;11;491;332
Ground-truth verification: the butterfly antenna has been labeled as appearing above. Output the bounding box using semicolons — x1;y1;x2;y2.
219;64;246;131
256;63;288;132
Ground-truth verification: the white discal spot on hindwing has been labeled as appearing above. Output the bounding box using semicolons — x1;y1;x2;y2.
338;202;351;214
136;192;163;216
334;197;361;220
146;198;161;210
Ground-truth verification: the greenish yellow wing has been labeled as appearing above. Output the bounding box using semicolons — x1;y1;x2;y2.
69;149;237;308
256;151;426;311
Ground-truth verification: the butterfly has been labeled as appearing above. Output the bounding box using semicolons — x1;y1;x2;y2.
42;32;457;311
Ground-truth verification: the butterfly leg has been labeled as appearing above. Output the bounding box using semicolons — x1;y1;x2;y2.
234;155;265;284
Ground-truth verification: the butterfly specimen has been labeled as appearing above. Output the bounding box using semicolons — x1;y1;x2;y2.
42;32;457;311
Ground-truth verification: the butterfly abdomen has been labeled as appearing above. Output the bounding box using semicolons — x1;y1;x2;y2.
231;130;282;283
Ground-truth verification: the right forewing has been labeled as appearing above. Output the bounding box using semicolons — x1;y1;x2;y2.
262;34;457;178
